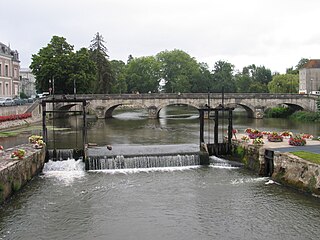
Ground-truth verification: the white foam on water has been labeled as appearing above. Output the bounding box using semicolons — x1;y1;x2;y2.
89;165;201;174
210;165;240;169
231;177;269;185
209;155;242;169
42;159;85;185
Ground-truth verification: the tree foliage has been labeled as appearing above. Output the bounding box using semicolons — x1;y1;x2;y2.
268;74;299;93
110;60;127;93
234;64;272;93
30;36;97;94
156;49;200;93
190;63;213;93
125;56;161;93
89;32;114;93
286;58;309;74
211;60;236;92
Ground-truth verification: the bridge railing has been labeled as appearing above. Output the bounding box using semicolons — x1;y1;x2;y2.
46;93;312;100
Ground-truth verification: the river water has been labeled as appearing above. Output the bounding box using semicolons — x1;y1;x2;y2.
0;106;320;239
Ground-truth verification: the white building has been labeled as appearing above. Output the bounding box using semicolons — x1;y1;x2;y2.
0;42;20;97
299;59;320;94
20;68;36;97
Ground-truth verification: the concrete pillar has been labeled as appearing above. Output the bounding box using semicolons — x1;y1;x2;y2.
148;106;158;119
253;107;264;119
95;107;106;119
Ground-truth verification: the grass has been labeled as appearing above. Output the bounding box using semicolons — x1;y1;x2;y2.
290;151;320;164
0;132;20;138
0;126;70;138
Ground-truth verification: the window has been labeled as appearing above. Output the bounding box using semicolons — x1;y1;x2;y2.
0;63;2;76
5;65;9;77
5;83;9;95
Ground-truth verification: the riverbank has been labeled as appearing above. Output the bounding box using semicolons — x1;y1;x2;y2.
231;134;320;196
0;144;46;204
0;116;41;131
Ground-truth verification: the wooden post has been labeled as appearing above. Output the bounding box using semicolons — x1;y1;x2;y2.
228;109;233;154
82;100;87;161
42;100;47;144
214;110;219;144
199;109;204;144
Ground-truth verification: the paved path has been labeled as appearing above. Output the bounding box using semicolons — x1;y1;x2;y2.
269;145;320;154
236;133;320;154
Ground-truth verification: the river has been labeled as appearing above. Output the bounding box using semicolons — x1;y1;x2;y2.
0;106;320;240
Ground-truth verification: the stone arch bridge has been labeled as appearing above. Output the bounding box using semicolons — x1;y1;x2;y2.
50;93;318;119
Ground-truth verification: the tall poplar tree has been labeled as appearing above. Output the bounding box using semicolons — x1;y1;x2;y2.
89;32;114;93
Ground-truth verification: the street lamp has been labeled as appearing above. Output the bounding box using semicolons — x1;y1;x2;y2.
73;79;76;99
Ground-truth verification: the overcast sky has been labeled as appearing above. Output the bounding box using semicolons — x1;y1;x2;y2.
2;0;320;73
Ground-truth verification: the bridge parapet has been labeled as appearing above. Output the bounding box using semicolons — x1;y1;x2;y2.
47;93;317;119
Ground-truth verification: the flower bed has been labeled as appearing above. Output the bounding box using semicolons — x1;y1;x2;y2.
0;113;32;122
11;149;26;159
301;133;313;139
267;132;283;142
252;138;264;145
29;135;45;149
281;131;293;138
248;132;263;139
289;135;306;146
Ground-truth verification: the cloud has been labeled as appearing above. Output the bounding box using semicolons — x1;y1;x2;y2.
2;0;320;73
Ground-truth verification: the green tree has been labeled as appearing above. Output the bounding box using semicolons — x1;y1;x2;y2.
268;74;299;93
30;36;96;94
89;32;114;93
286;58;309;74
30;36;74;94
69;48;96;94
235;71;252;93
126;56;161;93
211;60;236;92
110;60;127;93
235;65;271;93
190;62;213;93
156;49;200;93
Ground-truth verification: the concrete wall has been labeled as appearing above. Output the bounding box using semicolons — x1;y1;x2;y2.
231;142;320;196
272;151;320;195
0;144;46;204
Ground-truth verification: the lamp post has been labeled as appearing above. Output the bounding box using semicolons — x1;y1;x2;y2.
73;79;76;99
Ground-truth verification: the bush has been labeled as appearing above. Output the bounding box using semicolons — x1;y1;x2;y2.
265;106;295;118
289;111;320;122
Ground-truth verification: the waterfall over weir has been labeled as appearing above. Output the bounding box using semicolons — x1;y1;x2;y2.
47;149;84;161
86;144;201;170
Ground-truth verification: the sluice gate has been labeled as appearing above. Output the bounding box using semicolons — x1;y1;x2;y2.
42;98;87;162
199;104;234;157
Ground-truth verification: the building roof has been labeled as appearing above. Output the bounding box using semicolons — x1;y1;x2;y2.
302;59;320;69
0;42;19;61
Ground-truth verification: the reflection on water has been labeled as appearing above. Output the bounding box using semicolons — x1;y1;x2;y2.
1;106;320;150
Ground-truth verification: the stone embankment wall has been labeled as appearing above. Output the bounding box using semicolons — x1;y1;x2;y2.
0;145;46;204
273;151;320;195
0;102;42;130
231;142;320;196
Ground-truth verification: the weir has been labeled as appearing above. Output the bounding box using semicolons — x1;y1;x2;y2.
85;144;202;170
47;149;84;161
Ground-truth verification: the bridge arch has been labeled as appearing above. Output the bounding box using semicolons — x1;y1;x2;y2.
224;103;255;118
105;104;123;118
155;103;200;119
